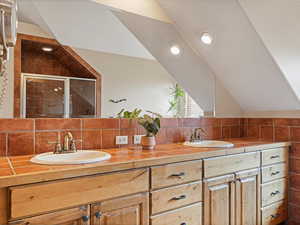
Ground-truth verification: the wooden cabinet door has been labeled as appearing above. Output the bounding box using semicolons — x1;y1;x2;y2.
204;174;235;225
235;169;261;225
91;193;149;225
9;205;90;225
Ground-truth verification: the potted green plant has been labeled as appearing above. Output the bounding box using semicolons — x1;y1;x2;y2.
168;84;185;117
137;111;162;150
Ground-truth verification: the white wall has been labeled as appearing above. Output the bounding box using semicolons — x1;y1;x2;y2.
215;79;242;117
74;48;176;118
17;21;53;38
0;48;14;118
114;10;243;116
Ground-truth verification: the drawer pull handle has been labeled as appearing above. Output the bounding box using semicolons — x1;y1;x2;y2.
181;223;187;225
95;211;102;218
82;215;89;222
171;195;186;201
170;172;185;178
271;213;280;219
270;190;280;196
270;155;280;159
271;171;280;176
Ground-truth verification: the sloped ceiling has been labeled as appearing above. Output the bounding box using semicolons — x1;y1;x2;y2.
238;0;300;99
17;0;300;115
17;0;227;114
114;11;216;112
17;0;154;59
157;0;300;111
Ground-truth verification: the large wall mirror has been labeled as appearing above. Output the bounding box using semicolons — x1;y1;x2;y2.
0;0;217;119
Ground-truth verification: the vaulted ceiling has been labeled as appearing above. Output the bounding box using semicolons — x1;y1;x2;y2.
17;0;300;115
18;0;154;59
156;0;300;112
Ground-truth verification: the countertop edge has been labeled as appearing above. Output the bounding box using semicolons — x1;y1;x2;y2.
0;140;291;188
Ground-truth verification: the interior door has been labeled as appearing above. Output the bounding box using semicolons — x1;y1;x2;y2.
91;193;149;225
204;174;235;225
235;169;261;225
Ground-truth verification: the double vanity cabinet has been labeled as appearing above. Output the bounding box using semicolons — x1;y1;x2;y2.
0;144;289;225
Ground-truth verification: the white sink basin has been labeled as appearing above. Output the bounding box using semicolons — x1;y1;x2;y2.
183;140;234;148
30;150;111;165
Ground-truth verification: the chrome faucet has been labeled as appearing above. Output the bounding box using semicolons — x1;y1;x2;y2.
190;128;207;142
64;132;74;152
48;132;81;154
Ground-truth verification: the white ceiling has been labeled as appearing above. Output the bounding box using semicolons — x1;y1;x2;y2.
17;0;154;59
239;0;300;99
157;0;300;111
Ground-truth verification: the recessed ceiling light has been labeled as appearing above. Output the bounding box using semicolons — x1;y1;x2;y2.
170;45;181;55
42;47;53;52
201;33;213;45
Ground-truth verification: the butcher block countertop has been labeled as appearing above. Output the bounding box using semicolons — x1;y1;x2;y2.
0;138;290;188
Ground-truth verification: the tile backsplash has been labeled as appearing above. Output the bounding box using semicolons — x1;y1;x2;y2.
0;118;242;157
1;117;300;223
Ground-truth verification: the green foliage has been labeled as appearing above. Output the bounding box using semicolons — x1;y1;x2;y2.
168;84;185;117
137;111;162;137
117;108;142;119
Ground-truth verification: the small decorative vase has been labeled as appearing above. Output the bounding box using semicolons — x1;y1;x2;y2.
141;136;156;150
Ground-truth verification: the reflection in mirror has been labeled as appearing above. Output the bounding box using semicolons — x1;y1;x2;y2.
22;74;96;118
0;1;216;119
23;75;66;118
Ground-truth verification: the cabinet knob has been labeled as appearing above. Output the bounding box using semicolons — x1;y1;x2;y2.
171;195;186;201
270;155;280;159
82;215;89;222
170;172;185;178
95;211;102;218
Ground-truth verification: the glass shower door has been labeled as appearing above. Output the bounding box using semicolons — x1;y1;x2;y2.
24;77;65;118
69;79;96;118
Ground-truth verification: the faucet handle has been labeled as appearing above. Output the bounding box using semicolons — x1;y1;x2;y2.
70;139;82;152
48;141;62;154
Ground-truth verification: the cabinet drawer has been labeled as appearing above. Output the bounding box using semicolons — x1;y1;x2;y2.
151;160;202;189
151;203;202;225
261;178;287;207
203;152;260;178
8;205;90;225
261;148;288;166
261;201;287;225
261;163;287;183
10;169;149;219
151;181;202;215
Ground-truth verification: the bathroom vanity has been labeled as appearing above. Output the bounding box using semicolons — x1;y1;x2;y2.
0;139;290;225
